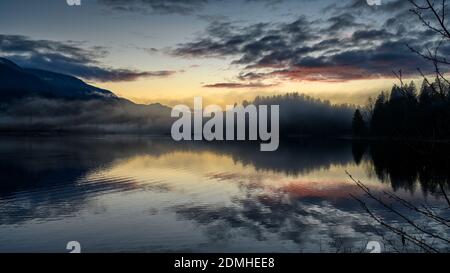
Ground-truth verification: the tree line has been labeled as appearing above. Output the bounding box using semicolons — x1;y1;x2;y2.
251;92;354;137
353;78;450;140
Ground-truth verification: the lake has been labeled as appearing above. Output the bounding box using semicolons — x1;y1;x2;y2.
0;136;449;253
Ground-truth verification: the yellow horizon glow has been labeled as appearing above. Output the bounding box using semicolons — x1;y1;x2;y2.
94;76;423;108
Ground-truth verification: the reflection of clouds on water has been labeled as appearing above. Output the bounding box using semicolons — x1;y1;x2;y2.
172;190;381;252
172;168;449;252
177;170;379;252
173;190;449;252
0;136;449;252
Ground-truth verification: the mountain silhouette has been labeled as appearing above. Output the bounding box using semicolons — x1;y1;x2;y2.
0;57;173;133
0;57;118;100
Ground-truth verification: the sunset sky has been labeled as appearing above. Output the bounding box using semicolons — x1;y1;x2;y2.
0;0;438;106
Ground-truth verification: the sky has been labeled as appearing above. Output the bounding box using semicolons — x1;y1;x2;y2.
0;0;443;106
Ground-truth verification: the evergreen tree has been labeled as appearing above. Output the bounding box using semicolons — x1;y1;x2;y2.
419;79;433;105
352;109;367;137
370;92;387;136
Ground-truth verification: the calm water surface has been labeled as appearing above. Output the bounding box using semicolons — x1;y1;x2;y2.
0;136;448;252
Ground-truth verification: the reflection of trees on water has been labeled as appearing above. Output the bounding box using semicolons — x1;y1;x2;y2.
0;136;449;228
199;138;355;176
1;136;449;196
201;139;450;196
363;141;450;194
0;137;362;198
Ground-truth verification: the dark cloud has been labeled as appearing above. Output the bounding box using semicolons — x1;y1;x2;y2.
97;0;210;15
97;0;284;15
0;34;177;82
351;29;394;42
325;13;365;34
203;82;277;88
173;17;317;67
172;1;438;83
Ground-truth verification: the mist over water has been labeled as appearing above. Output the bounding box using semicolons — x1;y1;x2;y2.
0;136;448;253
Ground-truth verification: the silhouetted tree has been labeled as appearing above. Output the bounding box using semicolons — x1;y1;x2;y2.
352;109;367;137
370;92;388;136
364;78;450;140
